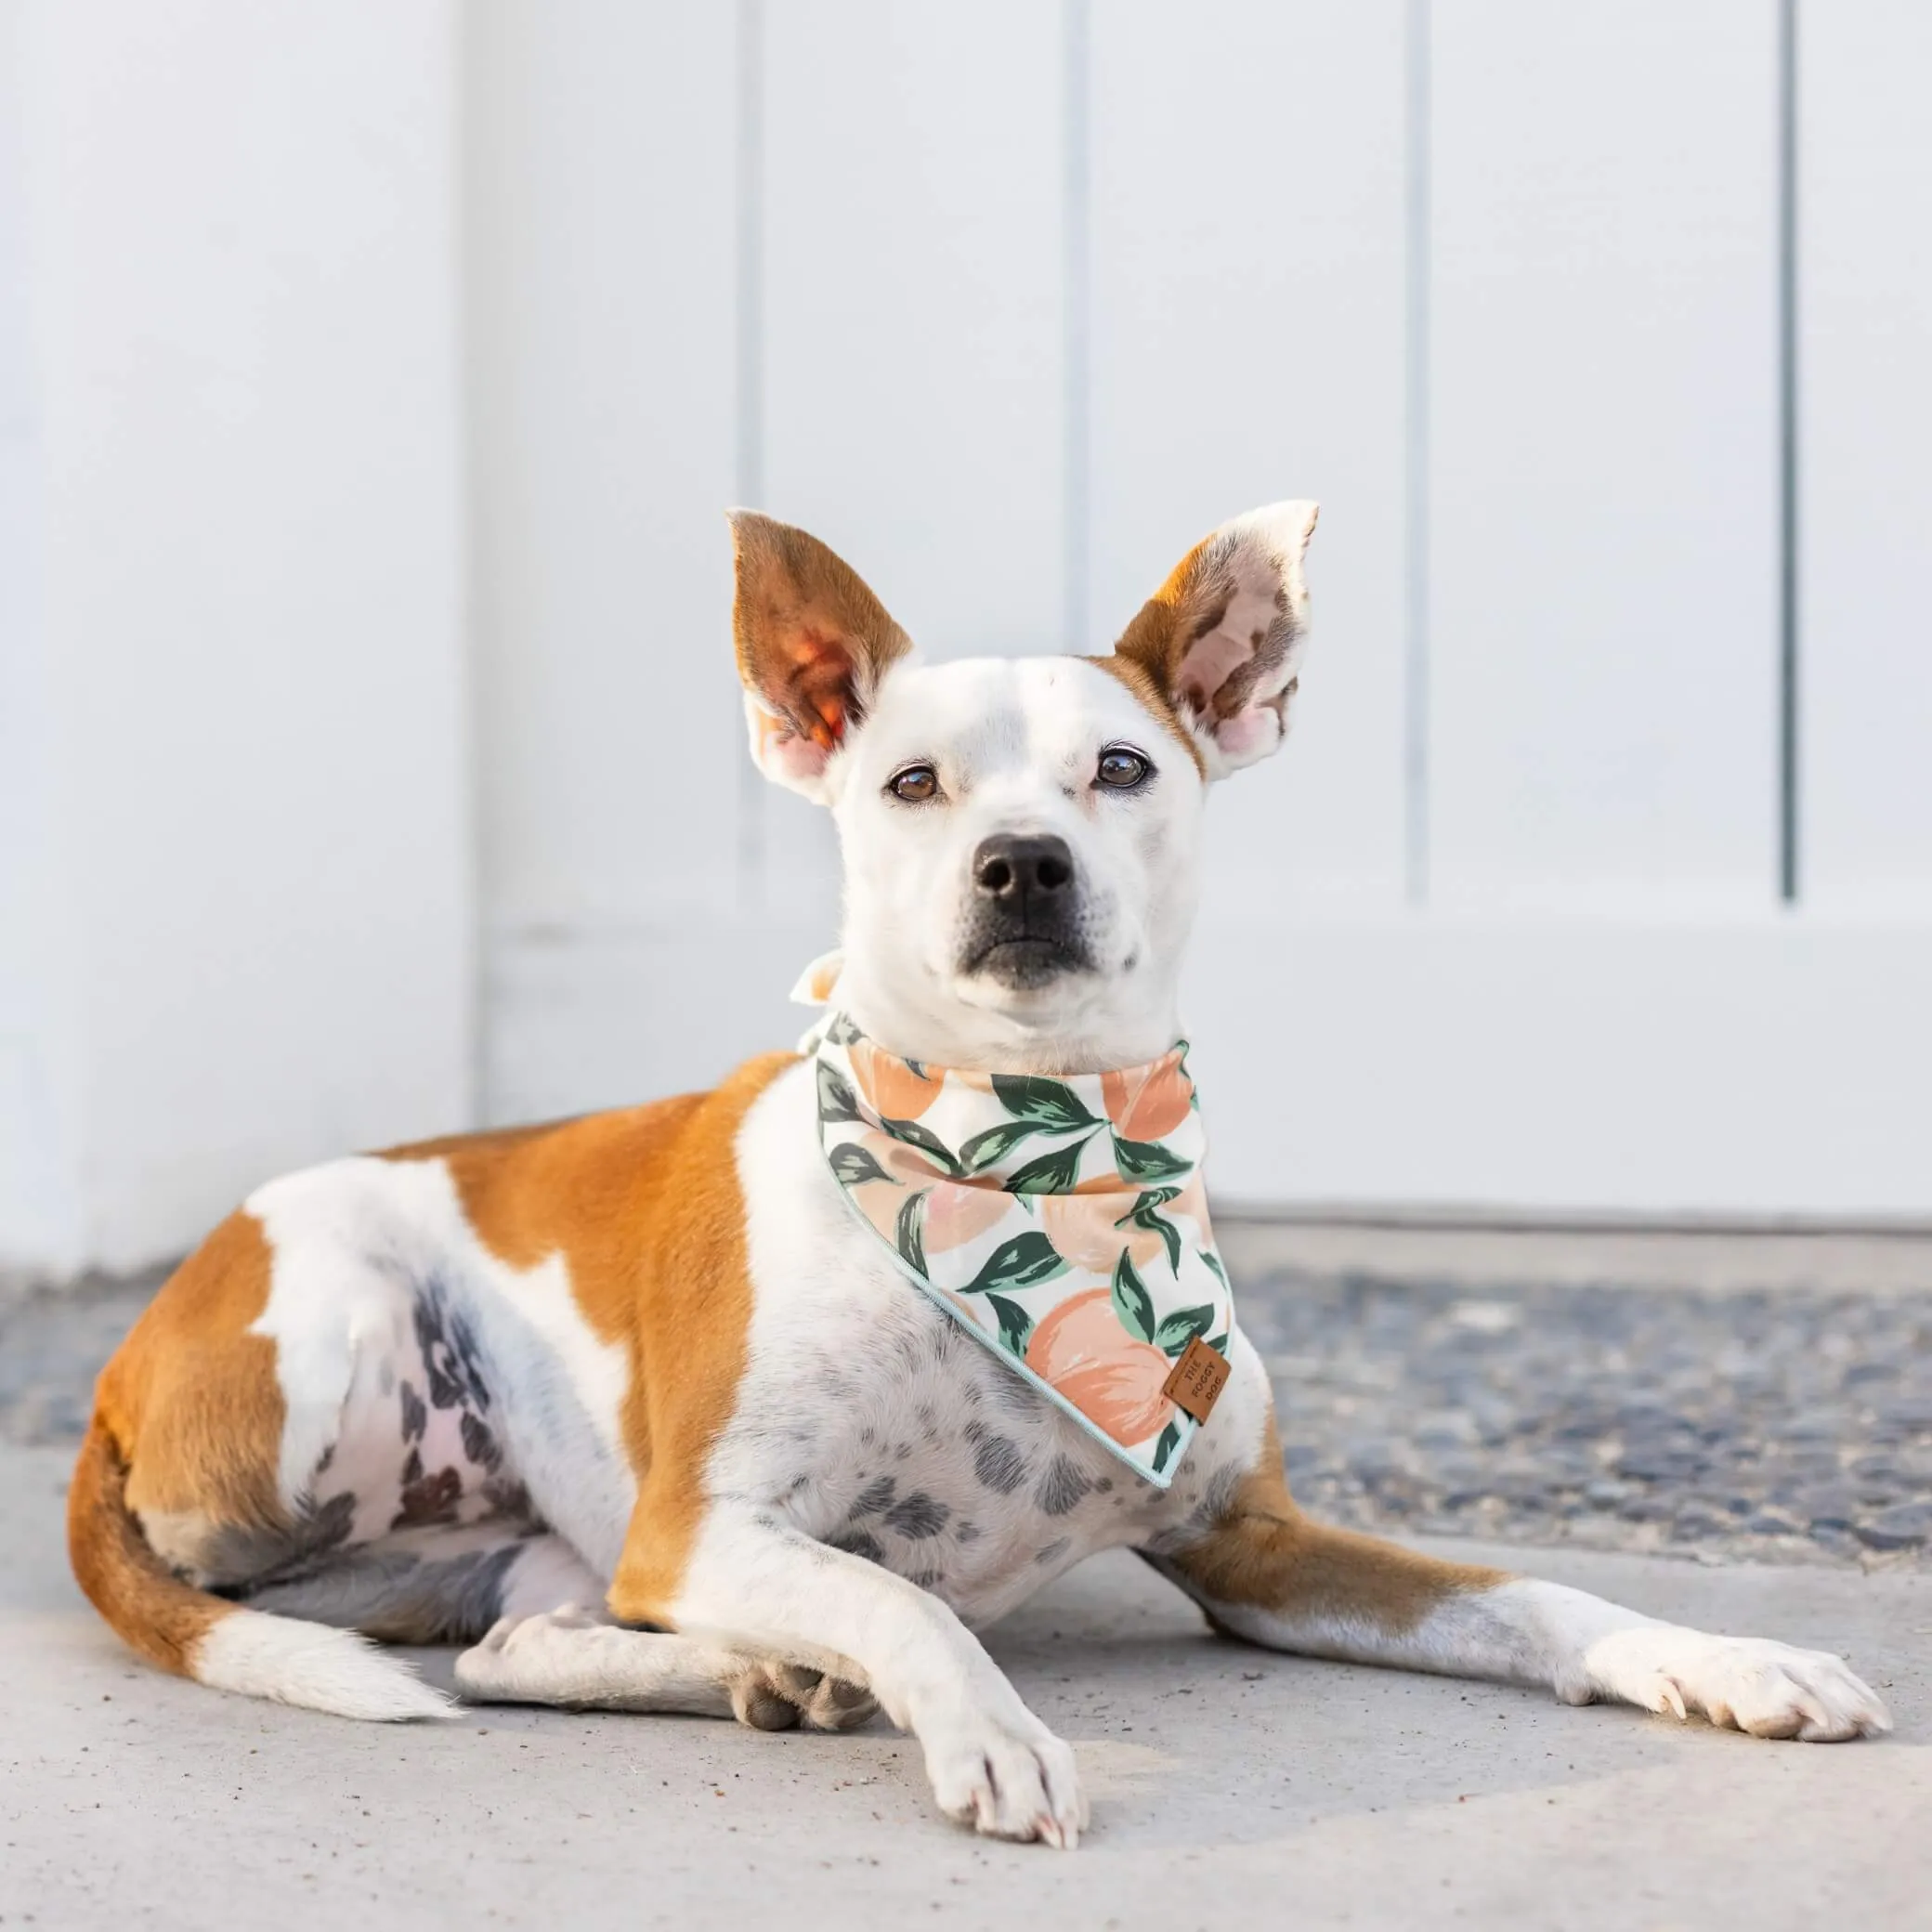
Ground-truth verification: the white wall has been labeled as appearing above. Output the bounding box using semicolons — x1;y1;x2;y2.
1800;0;1932;913
1427;0;1781;915
1;2;471;1274
467;1;1932;1220
6;4;1931;1276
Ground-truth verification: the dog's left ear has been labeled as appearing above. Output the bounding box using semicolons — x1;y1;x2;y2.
1106;501;1319;778
729;510;915;801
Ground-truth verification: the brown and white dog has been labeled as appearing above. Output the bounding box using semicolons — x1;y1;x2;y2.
71;504;1889;1848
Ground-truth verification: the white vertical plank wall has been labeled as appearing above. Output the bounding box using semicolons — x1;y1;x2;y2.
23;6;1931;1273
1;1;470;1275
469;2;741;936
1427;1;1781;913
468;3;761;1120
0;0;71;1263
462;2;1932;1221
1799;1;1932;912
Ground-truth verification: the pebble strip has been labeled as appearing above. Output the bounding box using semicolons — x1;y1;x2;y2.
7;1262;1929;1568
1245;1271;1932;1568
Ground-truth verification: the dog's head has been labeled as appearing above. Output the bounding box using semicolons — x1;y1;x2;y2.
731;503;1318;1071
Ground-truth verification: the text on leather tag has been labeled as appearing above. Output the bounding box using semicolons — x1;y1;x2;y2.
1161;1335;1232;1424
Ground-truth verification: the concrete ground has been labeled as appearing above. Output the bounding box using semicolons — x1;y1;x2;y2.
4;1439;1926;1932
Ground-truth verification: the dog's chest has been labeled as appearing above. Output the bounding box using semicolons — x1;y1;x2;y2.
733;1293;1149;1623
718;1062;1225;1624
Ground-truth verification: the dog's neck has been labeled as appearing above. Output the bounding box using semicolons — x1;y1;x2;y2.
830;946;1185;1077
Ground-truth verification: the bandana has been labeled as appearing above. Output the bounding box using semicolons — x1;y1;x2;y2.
794;953;1234;1487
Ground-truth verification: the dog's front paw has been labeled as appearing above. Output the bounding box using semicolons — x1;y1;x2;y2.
1574;1626;1891;1742
731;1663;879;1733
917;1696;1087;1848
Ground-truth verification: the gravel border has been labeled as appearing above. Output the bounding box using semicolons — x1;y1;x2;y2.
1245;1270;1932;1569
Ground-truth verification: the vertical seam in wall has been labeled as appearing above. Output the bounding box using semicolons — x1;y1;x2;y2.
1403;0;1432;907
1062;0;1091;655
735;0;766;909
1777;0;1800;905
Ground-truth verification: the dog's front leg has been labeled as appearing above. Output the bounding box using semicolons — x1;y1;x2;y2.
613;1505;1087;1847
452;1604;876;1732
1146;1423;1889;1743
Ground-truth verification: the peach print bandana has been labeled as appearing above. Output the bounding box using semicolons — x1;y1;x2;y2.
796;956;1235;1487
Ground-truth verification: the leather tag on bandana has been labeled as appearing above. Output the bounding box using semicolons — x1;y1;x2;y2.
1162;1336;1232;1424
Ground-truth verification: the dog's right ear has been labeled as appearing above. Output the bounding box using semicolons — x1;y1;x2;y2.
1105;501;1319;779
728;511;914;802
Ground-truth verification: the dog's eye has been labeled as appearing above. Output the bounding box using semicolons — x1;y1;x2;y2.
887;763;940;804
1094;747;1153;790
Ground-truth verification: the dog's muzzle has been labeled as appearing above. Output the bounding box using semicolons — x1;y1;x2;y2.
957;833;1095;989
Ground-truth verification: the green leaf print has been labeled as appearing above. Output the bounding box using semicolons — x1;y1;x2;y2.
1199;1248;1229;1290
895;1189;929;1276
879;1115;963;1176
959;1117;1053;1172
1205;1332;1228;1355
816;1062;864;1124
985;1292;1034;1356
828;1141;898;1187
959;1231;1068;1297
1111;1133;1191;1183
1152;1420;1181;1474
1116;1186;1183;1273
990;1075;1098;1132
1153;1304;1217;1354
825;1012;863;1046
1004;1131;1096;1195
1111;1248;1156;1346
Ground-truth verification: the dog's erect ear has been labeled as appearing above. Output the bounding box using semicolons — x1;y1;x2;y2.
1106;502;1319;778
729;511;914;799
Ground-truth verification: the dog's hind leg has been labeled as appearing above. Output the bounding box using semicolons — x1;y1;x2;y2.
1143;1418;1890;1743
69;1211;455;1721
229;1525;600;1645
452;1603;877;1732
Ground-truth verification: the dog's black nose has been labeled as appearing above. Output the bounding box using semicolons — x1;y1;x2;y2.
973;834;1075;902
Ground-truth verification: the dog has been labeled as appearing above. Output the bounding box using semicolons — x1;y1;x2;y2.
70;503;1889;1848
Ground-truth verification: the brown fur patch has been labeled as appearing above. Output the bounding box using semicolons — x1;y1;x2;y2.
1106;515;1312;738
376;1055;799;1629
375;1117;574;1165
72;1209;295;1676
1169;1417;1507;1637
100;1210;287;1534
1109;533;1215;702
68;1418;233;1677
1086;652;1208;776
730;512;914;752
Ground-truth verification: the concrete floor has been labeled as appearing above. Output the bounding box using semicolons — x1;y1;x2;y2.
3;1444;1925;1931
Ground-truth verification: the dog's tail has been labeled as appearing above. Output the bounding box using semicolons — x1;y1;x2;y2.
66;1416;451;1722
